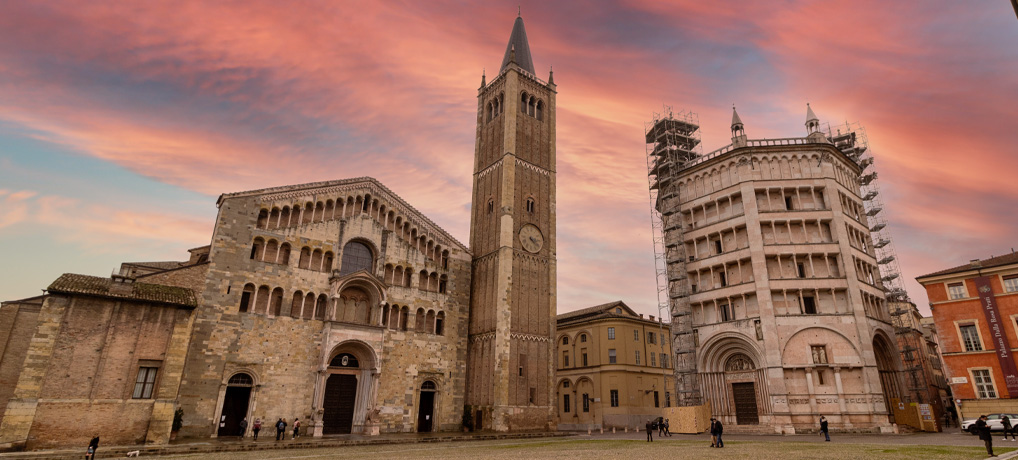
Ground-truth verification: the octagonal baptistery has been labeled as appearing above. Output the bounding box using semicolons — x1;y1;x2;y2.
656;107;902;433
176;177;471;438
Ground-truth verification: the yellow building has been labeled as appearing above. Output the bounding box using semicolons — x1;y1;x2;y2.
556;301;674;430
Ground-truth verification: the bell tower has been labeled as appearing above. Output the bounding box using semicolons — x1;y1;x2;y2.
466;14;557;431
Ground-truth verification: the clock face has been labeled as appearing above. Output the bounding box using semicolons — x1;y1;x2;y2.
519;224;544;253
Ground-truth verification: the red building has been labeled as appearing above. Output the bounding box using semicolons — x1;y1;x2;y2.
917;252;1018;422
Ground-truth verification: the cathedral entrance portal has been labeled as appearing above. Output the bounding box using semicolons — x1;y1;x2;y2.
416;381;437;432
731;382;759;425
218;373;253;437
323;373;357;434
323;352;361;434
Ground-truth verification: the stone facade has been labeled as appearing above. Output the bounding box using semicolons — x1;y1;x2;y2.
466;15;557;431
555;301;675;431
651;107;901;433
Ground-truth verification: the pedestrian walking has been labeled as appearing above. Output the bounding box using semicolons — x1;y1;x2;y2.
942;412;951;428
664;418;671;436
645;420;653;442
977;415;996;457
711;417;724;448
239;417;248;437
1003;415;1015;441
292;417;301;440
84;434;99;460
819;415;830;442
658;418;666;437
252;418;262;441
275;418;288;441
709;418;717;447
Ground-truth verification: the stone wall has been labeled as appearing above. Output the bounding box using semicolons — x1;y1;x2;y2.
0;300;41;430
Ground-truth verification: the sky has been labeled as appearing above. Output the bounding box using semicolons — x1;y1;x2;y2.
0;1;1016;317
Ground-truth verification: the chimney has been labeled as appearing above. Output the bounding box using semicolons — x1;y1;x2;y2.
649;315;655;321
639;314;644;318
970;259;982;268
110;273;136;296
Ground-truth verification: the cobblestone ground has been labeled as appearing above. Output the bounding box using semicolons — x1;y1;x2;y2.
152;438;1012;460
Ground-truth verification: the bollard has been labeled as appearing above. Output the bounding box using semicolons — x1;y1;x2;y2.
588;427;591;435
600;427;604;434
613;427;616;434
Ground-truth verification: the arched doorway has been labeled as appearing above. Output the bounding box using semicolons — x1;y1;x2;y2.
417;381;437;432
323;353;359;434
218;373;253;437
873;334;902;422
725;353;758;425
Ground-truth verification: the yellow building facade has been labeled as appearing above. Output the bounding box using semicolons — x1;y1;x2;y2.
555;301;674;430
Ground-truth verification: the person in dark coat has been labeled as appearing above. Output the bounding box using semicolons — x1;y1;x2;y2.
85;434;99;460
239;417;248;437
977;415;996;457
820;415;830;442
664;418;671;436
1003;414;1015;441
709;418;717;447
711;417;724;448
645;420;653;442
275;418;288;441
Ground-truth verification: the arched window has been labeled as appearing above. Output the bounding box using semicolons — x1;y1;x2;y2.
250;237;265;261
311;249;323;271
299;247;311;269
228;373;253;386
239;283;255;313
315;294;327;321
269;288;283;316
279;243;291;265
521;92;529;113
415;308;426;331
526;197;535;214
340;241;374;276
487;199;494;214
255;285;270;314
487;102;493;122
302;203;314;224
303;293;315;320
419;270;429;291
528;96;536;116
269;208;280;228
438;275;448;294
426;310;436;334
264;240;279;263
290;291;303;318
400;306;409;332
536;100;544;121
435;311;445;336
422;380;437;391
280;207;290;227
256;209;268;229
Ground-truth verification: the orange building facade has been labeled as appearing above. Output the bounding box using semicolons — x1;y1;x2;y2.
917;253;1018;421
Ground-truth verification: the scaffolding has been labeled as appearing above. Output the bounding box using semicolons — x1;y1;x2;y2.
646;107;703;406
824;122;932;406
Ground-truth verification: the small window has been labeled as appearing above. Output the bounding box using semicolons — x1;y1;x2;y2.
650;353;657;367
487;199;494;214
665;392;671;407
580;334;587;343
529;387;536;405
654;391;660;408
563;394;571;413
519;354;527;377
785;196;793;210
648;332;655;344
803;296;817;314
797;263;806;278
960;324;982;351
133;367;159;399
608;349;617;364
973;369;997;398
635;350;641;365
422;381;437;390
615;307;622;314
634;329;639;341
562;336;569;345
563;380;570;388
714;239;722;254
610;389;619;407
582;394;590;412
817;369;826;385
563;352;569;368
948;282;966;300
1004;275;1018;293
608;327;615;340
720;303;732;322
811;345;828;364
526;197;535;214
582;352;588;367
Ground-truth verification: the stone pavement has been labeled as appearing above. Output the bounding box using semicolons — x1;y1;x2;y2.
0;431;571;460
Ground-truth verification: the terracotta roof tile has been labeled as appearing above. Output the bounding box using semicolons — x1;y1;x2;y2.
47;273;197;308
917;252;1018;280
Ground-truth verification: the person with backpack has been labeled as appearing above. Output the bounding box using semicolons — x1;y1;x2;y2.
252;418;262;441
1003;415;1015;442
275;418;287;441
292;417;301;440
84;434;99;460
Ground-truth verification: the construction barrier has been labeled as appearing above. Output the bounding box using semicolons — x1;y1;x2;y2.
658;400;712;434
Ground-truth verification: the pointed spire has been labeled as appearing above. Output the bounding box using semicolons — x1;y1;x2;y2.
805;103;820;135
500;15;535;74
731;105;744;130
548;66;554;85
480;69;486;89
806;103;819;123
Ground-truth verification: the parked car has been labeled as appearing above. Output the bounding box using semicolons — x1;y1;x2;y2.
962;413;1018;434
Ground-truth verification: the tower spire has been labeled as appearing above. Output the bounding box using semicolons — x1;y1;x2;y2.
805;103;820;135
499;15;535;74
731;105;747;147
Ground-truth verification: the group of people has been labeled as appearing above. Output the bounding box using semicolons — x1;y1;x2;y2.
974;413;1018;457
643;418;672;441
238;417;302;441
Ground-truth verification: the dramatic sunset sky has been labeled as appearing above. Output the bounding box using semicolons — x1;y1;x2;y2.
0;1;1015;316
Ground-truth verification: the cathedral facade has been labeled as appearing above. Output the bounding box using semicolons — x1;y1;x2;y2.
0;16;556;450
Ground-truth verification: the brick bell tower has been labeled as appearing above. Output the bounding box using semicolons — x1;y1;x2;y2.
465;13;557;431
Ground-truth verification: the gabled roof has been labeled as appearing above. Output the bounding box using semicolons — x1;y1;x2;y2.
499;15;535;75
47;273;197;308
216;176;468;252
557;300;646;324
916;251;1018;280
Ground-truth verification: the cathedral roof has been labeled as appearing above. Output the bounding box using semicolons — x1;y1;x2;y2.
499;15;535;75
217;177;469;252
47;273;198;308
557;300;656;325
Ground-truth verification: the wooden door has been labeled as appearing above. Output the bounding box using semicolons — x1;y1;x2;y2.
323;374;358;434
732;382;759;425
217;386;251;437
417;391;435;432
